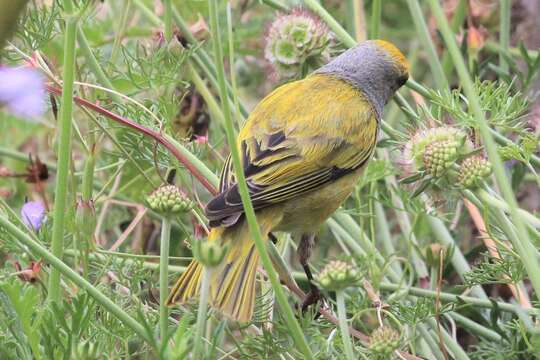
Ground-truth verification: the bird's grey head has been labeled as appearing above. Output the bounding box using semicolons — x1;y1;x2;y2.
315;40;409;119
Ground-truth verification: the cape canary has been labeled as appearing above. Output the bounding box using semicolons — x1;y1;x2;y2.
167;40;409;322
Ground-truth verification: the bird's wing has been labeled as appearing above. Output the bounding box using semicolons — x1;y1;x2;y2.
208;75;378;227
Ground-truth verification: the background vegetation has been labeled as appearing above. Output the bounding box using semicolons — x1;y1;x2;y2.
1;0;540;359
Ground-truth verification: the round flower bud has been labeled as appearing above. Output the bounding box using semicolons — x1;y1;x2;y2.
265;9;333;78
146;185;193;215
402;126;469;175
459;156;492;188
368;327;401;358
422;139;459;176
192;239;228;268
316;260;360;292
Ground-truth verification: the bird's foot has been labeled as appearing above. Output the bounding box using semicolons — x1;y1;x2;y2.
301;285;326;318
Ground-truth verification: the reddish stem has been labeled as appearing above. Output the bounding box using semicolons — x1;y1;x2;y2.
45;84;218;195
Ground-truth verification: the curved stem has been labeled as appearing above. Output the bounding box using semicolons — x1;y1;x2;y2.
159;218;172;341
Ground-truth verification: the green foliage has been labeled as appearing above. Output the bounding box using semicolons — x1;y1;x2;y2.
1;0;539;359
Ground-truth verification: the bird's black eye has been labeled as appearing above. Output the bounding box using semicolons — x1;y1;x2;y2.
397;74;409;87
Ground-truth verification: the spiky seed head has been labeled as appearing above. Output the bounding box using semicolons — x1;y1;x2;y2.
192;239;229;268
369;327;401;358
459;156;492;188
316;260;360;292
422;139;459;177
265;9;333;78
146;185;194;215
402;126;469;175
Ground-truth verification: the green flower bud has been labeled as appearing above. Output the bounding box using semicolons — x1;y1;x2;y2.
422;139;459;177
265;9;334;78
192;239;229;268
459;156;492;188
369;327;401;358
316;260;360;292
146;185;193;215
402;126;470;175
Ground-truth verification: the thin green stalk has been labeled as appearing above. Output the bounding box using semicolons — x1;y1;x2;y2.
475;188;540;228
163;0;172;40
188;62;225;126
369;0;381;39
417;324;446;360
336;291;355;360
0;215;153;343
448;313;501;342
380;282;539;316
374;202;402;276
427;0;540;300
441;0;466;78
405;0;448;89
303;0;356;48
226;2;242;128
193;267;212;359
109;0;132;66
76;30;122;103
48;0;78;303
207;0;312;357
159;218;172;341
426;318;470;360
499;0;511;72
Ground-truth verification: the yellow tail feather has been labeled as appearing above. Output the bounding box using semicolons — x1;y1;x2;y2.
167;209;282;322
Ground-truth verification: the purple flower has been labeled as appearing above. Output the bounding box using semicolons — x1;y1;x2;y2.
0;67;45;119
21;201;46;231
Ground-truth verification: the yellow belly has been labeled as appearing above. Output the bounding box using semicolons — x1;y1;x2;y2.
273;167;364;234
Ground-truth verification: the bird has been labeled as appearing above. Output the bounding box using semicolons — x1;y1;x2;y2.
167;39;409;322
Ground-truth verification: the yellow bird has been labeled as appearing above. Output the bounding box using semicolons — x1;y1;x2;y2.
167;40;409;322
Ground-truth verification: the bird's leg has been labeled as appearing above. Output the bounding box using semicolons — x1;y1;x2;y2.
298;233;322;312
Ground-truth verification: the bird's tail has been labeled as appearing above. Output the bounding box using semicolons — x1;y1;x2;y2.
167;209;281;322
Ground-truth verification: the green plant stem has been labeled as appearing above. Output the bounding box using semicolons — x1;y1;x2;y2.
499;0;511;72
336;291;355;360
441;0;466;78
109;0;132;66
475;188;540;228
207;0;312;357
159;218;171;341
76;29;122;103
426;318;470;360
406;0;448;89
48;0;78;303
188;62;225;126
226;2;242;128
193;267;211;359
303;0;356;48
163;0;172;40
427;0;540;300
369;0;381;39
380;282;539;316
448;313;501;342
0;215;152;343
